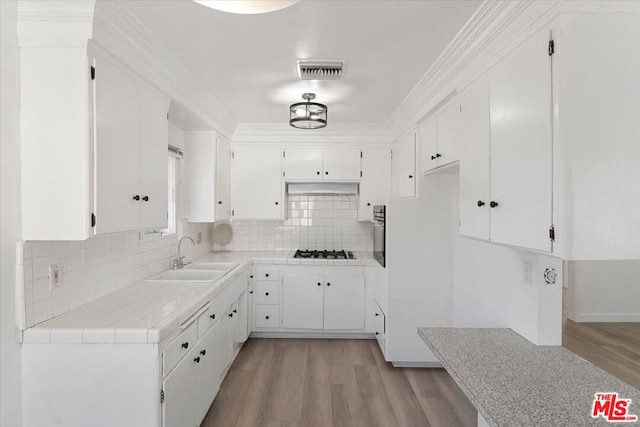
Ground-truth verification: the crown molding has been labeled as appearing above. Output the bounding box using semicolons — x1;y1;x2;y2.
93;1;236;139
386;0;537;138
17;0;95;46
233;123;393;144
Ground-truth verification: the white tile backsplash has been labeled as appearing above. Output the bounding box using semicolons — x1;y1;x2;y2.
215;195;373;251
22;222;212;328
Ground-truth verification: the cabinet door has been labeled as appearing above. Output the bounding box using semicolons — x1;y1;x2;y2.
283;148;322;180
323;276;365;330
437;101;462;167
94;58;140;234
418;119;438;173
218;306;234;379
459;77;491;240
162;346;198;427
489;28;552;252
233;289;249;346
398;132;416;198
194;323;222;426
216;137;232;220
322;148;361;180
233;147;283;219
282;276;324;329
138;85;169;230
359;149;391;221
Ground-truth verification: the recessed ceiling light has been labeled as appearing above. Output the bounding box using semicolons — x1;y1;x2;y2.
193;0;300;15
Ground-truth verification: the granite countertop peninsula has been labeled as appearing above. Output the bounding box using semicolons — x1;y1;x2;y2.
418;327;640;427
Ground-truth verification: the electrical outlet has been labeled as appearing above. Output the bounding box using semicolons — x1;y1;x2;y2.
49;263;63;290
196;232;202;244
522;261;532;285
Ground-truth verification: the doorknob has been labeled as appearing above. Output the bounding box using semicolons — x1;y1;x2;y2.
477;200;485;207
490;201;499;208
142;196;149;202
132;195;140;201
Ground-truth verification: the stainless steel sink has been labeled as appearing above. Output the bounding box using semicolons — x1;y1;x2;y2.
145;269;224;283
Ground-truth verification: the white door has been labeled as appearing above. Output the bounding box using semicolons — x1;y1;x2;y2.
398;132;416;198
162;347;197;427
218;306;234;379
283;148;322;180
282;276;324;329
437;100;462;167
323;276;365;330
233;289;249;345
322;148;361;180
418;118;438;174
93;58;140;234
489;28;553;252
459;76;491;241
138;85;169;230
359;149;391;221
233;147;283;220
215;137;231;220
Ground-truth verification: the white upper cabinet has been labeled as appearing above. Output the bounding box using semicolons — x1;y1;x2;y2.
232;146;283;220
185;132;231;223
459;76;491;241
94;57;140;235
283;148;361;181
359;149;392;221
322;148;361;180
283;148;323;180
216;137;232;221
418;118;438;173
437;101;462;167
489;27;553;252
138;86;169;230
419;100;461;174
93;54;170;235
397;131;417;198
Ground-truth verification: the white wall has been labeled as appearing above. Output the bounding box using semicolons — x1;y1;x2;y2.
1;0;24;425
567;260;640;322
451;175;563;345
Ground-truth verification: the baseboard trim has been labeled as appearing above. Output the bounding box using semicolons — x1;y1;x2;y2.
572;313;640;322
391;362;443;368
249;332;375;340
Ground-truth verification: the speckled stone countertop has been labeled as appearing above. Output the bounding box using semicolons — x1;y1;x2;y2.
418;327;640;426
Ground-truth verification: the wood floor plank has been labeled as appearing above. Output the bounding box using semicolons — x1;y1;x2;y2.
268;339;309;422
300;355;333;427
353;365;399;427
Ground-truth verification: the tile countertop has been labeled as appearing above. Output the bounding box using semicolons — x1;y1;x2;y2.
418;327;640;427
22;251;376;345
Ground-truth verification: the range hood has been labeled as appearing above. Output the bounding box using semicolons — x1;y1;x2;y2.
287;183;359;195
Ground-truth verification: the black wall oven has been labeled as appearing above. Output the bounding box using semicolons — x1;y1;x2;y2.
373;205;385;267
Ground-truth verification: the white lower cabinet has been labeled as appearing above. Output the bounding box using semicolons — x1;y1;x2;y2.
278;267;367;331
282;276;324;329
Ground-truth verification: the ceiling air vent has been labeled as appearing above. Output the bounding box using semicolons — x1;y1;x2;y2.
297;60;347;80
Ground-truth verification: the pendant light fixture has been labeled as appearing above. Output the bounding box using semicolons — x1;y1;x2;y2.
192;1;299;14
289;93;328;129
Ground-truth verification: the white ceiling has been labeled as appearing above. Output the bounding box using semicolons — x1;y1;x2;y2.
124;0;481;124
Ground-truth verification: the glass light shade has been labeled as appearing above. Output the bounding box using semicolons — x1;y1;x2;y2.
193;1;299;14
289;100;327;129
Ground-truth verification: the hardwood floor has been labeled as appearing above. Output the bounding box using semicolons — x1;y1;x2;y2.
200;339;476;427
562;290;640;390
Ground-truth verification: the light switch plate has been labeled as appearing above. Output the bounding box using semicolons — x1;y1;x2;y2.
49;263;63;289
522;261;532;285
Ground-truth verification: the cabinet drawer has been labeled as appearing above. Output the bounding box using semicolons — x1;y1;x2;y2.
255;305;280;329
163;321;198;376
254;267;280;281
197;301;221;338
255;282;280;305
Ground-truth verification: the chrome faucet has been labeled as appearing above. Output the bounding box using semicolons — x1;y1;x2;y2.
172;236;195;270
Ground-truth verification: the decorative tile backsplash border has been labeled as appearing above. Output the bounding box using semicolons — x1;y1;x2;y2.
20;223;211;328
215;195;373;251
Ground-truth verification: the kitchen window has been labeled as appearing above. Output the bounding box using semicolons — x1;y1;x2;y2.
161;149;181;236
